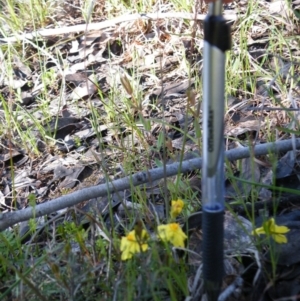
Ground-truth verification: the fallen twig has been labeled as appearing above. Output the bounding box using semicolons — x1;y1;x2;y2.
0;12;237;43
0;138;299;231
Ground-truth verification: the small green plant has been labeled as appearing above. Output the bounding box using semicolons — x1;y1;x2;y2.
252;217;290;280
57;221;88;245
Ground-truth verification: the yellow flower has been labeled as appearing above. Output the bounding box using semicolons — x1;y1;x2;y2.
252;218;290;244
120;229;149;260
157;223;187;247
170;199;184;219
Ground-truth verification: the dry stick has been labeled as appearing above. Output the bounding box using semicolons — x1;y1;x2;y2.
0;12;236;44
0;138;299;231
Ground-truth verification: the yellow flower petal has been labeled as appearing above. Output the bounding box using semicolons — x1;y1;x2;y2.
270;223;290;234
157;223;187;247
272;233;287;244
140;229;150;240
120;229;149;260
140;243;148;252
170;199;184;219
157;224;168;240
252;226;265;235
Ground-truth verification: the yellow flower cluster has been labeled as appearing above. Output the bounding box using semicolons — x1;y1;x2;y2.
157;223;187;248
252;218;290;244
120;199;187;260
120;229;149;261
170;199;185;219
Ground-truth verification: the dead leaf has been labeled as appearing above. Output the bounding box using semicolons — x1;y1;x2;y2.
225;119;263;137
70;80;97;100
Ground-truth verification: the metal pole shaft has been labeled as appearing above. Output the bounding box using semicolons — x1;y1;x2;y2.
202;1;231;300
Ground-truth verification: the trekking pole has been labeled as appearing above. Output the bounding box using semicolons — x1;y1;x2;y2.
202;0;231;300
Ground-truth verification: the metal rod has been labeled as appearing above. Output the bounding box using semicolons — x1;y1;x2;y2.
202;0;231;300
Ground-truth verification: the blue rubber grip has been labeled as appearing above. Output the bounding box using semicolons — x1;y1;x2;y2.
202;206;224;300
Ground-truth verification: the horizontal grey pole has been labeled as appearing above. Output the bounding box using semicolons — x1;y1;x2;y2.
0;138;299;231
